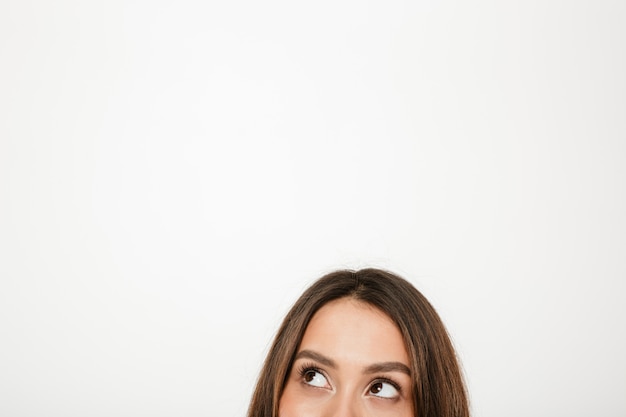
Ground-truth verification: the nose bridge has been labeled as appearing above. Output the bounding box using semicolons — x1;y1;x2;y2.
325;387;360;417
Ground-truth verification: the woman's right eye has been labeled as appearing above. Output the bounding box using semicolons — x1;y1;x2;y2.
302;369;329;388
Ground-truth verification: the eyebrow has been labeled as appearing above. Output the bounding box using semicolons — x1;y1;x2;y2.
294;350;411;376
364;362;411;376
295;350;337;368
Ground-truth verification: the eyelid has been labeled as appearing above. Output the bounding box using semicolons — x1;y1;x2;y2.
296;360;326;376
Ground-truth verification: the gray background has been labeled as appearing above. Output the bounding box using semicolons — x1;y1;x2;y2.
1;1;625;416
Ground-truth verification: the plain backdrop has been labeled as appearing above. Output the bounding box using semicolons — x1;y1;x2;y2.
1;1;625;416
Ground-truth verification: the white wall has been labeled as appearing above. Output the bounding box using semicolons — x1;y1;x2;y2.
1;1;625;416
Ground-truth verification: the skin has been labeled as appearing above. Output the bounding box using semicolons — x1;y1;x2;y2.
279;298;414;417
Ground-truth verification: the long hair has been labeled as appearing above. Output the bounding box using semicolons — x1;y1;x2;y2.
247;268;469;417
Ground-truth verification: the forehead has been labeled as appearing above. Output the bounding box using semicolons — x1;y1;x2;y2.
299;298;409;365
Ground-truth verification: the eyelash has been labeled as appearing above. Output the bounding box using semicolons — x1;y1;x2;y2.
297;362;326;381
370;377;403;395
296;362;403;396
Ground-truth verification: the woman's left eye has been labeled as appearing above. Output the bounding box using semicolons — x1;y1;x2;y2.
368;381;400;399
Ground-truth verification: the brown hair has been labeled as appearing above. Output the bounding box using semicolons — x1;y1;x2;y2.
247;268;470;417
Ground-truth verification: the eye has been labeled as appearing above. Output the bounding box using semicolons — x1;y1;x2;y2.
302;369;329;388
368;380;400;399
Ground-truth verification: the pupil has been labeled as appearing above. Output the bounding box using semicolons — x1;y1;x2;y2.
304;371;316;382
371;383;382;393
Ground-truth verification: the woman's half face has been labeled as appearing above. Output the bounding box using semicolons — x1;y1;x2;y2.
279;298;414;417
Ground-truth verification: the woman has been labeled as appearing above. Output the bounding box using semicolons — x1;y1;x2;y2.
248;268;470;417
